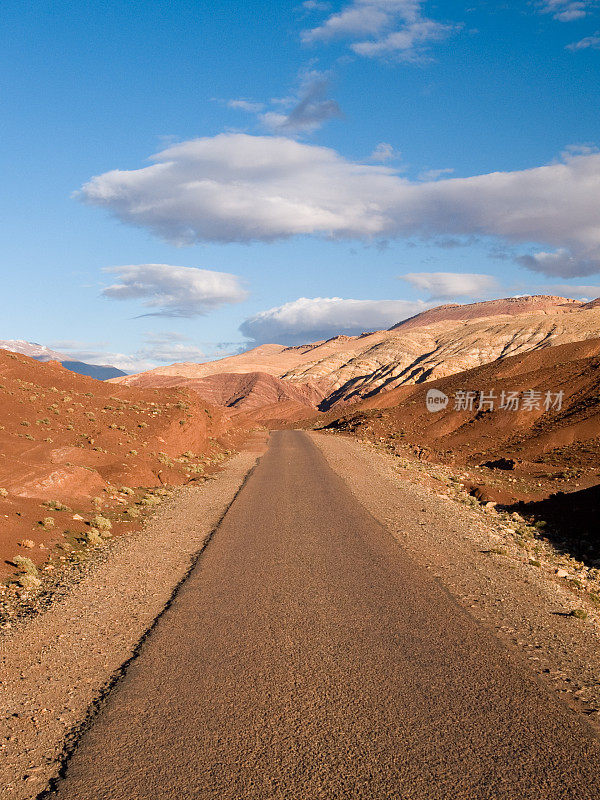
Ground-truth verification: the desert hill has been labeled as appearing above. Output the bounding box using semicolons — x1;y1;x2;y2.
0;348;237;579
113;296;600;412
323;337;600;509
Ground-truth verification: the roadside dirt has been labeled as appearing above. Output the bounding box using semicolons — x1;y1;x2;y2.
0;435;266;799
310;431;600;728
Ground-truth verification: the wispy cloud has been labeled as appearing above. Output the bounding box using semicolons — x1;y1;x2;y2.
301;0;331;11
566;31;600;48
537;1;594;21
227;99;266;113
240;296;428;345
79;135;600;277
101;264;248;317
228;70;342;135
301;0;458;61
543;283;600;298
261;70;342;134
369;142;400;162
399;272;499;299
50;332;241;373
418;167;454;181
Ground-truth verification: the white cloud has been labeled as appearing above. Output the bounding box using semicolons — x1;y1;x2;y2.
400;272;499;299
301;0;457;61
302;1;331;11
227;99;266;113
239;296;428;345
101;264;248;317
369;142;399;162
538;1;594;21
544;283;600;298
566;31;600;49
418;167;454;181
51;332;221;373
79;135;600;277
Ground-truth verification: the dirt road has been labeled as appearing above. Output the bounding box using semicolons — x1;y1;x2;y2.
46;430;600;799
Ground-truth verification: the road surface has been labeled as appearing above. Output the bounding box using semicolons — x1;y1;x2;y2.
47;430;600;799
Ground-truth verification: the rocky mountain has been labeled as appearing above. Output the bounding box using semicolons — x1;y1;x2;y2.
0;340;127;380
322;336;600;520
113;296;600;410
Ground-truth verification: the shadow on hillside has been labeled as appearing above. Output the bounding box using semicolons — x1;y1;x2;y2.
500;484;600;565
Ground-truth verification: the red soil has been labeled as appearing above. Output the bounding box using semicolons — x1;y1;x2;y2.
323;338;600;507
0;350;239;580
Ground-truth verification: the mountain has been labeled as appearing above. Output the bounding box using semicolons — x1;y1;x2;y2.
112;296;600;411
59;361;127;380
323;337;600;507
0;340;127;381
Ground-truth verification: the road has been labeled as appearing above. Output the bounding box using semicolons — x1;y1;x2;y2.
47;430;600;799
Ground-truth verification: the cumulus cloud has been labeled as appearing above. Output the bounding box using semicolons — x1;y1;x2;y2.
538;1;593;21
567;31;600;49
515;249;600;277
79;134;600;277
301;0;457;61
239;296;429;345
400;272;499;299
101;264;248;317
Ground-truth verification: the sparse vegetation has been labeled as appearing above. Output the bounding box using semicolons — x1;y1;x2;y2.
570;608;588;620
90;514;112;531
13;555;38;575
85;529;104;546
44;500;71;512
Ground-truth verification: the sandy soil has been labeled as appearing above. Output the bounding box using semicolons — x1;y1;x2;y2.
0;436;266;799
310;431;600;728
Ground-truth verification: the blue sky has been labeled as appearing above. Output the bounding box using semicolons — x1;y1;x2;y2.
1;0;600;370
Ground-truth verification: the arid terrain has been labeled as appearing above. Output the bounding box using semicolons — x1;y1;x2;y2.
2;294;600;799
114;295;600;407
0;349;241;592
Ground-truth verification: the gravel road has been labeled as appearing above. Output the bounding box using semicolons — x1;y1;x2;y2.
46;430;600;799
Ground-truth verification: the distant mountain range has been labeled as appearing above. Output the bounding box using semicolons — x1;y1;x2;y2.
112;295;600;411
0;340;127;380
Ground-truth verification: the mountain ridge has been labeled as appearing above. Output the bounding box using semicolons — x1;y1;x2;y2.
112;295;600;410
